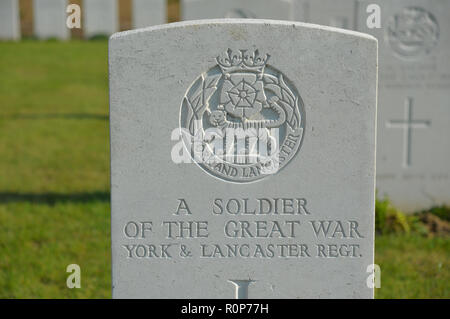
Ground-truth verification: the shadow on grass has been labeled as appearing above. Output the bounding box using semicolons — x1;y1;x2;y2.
0;113;108;120
0;191;110;204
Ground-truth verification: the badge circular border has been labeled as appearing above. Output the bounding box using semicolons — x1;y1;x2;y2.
180;49;306;183
385;7;439;59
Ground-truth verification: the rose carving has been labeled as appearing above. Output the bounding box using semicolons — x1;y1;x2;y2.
220;73;266;120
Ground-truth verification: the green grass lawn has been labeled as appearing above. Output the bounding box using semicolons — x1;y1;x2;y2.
0;41;448;298
0;41;110;298
375;235;449;298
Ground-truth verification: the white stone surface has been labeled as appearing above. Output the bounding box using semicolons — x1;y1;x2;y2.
33;0;69;40
132;0;166;29
109;19;377;298
83;0;118;38
181;0;295;21
0;0;20;40
357;0;450;212
303;0;357;29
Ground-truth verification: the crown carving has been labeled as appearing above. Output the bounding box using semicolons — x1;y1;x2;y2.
216;49;270;74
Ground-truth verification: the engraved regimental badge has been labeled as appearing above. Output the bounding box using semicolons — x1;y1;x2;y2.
386;7;439;59
180;49;305;183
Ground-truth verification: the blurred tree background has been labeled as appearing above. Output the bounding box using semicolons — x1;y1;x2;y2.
18;0;181;38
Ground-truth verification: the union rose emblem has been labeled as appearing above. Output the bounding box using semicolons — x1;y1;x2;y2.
220;73;266;119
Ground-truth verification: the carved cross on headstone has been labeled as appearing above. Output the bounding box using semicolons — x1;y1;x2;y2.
386;97;431;167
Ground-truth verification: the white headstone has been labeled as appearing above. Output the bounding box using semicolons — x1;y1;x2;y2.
181;0;294;21
0;0;20;40
83;0;118;38
33;0;69;40
109;19;377;298
292;0;308;23
132;0;166;29
298;0;357;29
357;0;450;212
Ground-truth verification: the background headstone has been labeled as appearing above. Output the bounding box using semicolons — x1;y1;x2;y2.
304;0;357;29
181;0;295;21
33;0;69;40
0;0;20;40
83;0;118;38
132;0;166;28
109;20;377;298
357;0;450;212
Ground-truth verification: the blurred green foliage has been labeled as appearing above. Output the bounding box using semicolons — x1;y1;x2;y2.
420;206;450;222
376;196;449;236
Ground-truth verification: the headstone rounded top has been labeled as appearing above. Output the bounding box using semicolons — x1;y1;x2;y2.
109;19;378;43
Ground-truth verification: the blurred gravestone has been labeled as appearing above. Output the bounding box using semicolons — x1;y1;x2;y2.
109;19;377;298
133;0;166;28
299;0;357;29
33;0;69;40
0;0;20;40
181;0;294;20
83;0;118;38
357;0;450;212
